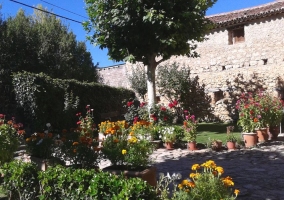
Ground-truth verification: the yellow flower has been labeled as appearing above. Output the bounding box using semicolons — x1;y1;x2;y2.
215;166;224;175
122;149;127;155
191;164;200;171
129;131;135;136
25;138;31;142
186;181;195;188
72;142;79;146
178;184;183;189
234;189;240;196
222;176;234;187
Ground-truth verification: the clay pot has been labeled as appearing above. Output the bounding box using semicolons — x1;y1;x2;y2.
165;142;174;150
256;128;268;143
269;126;280;140
242;132;257;148
187;141;197;151
227;141;236;150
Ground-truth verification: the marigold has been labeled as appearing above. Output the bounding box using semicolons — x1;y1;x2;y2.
215;166;224;175
122;149;127;155
234;189;240;196
73;142;79;146
191;164;200;170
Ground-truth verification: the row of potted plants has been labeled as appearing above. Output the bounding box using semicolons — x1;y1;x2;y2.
236;91;284;147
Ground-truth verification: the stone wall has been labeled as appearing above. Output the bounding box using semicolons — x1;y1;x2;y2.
97;13;284;122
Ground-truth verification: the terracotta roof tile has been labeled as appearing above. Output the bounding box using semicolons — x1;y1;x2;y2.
208;1;284;28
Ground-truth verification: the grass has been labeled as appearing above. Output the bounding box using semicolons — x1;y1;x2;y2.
196;122;242;144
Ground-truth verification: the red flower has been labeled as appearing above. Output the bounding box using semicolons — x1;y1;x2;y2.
0;114;4;119
140;102;146;107
173;100;178;106
133;117;139;123
163;116;168;121
160;106;166;111
77;121;81;125
127;101;133;107
168;103;174;108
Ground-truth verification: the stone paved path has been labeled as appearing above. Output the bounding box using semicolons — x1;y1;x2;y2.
99;136;284;200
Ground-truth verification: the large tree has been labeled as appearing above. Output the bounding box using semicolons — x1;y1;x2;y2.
0;6;100;82
84;0;216;107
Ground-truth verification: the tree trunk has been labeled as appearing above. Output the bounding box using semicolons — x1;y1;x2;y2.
145;55;157;111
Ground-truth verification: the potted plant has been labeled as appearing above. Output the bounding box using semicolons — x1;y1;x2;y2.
207;138;223;151
99;120;157;186
236;92;261;147
159;126;177;150
182;113;198;151
226;133;237;150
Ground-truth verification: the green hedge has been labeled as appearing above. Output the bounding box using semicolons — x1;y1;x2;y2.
12;71;135;132
1;161;158;200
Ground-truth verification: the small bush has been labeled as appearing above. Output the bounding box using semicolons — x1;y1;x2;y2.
2;160;39;200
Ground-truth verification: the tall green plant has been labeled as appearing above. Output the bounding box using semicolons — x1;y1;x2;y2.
157;63;212;120
127;64;147;100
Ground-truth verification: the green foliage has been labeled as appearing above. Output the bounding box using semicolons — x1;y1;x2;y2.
2;160;39;200
127;64;147;100
157;63;212;121
84;0;217;106
12;71;135;131
0;7;100;82
0;116;23;165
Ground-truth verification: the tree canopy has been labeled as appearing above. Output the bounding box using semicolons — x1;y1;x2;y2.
84;0;217;106
0;6;100;82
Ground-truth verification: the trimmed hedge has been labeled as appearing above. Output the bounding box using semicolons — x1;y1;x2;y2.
11;71;135;132
1;161;158;200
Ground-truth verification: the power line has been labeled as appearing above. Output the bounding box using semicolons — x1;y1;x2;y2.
9;0;83;24
40;0;89;19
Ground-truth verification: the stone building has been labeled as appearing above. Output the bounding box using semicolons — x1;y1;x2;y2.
98;1;284;122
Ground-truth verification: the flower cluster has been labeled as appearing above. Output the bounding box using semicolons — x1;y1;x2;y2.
99;120;155;169
177;160;239;199
25;123;54;159
0;115;25;164
54;106;101;169
182;111;198;142
236;91;284;132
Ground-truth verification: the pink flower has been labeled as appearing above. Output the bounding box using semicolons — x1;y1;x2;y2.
173;100;178;106
184;110;188;114
77;121;81;125
127;101;133;107
0;114;4;119
140;102;146;107
133;117;139;123
160;106;166;111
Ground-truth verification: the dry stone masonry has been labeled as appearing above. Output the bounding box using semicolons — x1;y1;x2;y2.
98;1;284;122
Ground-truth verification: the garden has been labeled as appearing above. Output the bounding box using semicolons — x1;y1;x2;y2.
1;89;283;199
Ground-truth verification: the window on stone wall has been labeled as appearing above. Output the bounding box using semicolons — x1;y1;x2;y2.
213;91;224;104
228;26;245;45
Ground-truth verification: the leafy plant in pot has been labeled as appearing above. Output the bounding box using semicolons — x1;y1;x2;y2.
99;120;157;186
182;112;198;151
159;126;177;150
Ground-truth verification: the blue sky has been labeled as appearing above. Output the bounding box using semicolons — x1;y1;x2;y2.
0;0;274;67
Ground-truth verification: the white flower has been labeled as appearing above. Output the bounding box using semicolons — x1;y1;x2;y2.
44;130;48;134
46;123;51;127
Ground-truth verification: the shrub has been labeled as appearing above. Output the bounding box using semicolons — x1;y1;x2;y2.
2;160;39;200
0;115;24;165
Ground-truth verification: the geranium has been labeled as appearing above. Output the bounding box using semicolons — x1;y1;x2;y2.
0;116;24;165
182;113;198;142
236;91;284;132
236;92;264;132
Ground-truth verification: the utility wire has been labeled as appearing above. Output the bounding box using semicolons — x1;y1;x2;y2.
9;0;83;24
40;0;89;19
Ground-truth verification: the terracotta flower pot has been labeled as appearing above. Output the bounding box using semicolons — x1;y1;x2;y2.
269;126;280;140
187;141;197;151
256;128;268;143
165;142;174;150
227;141;236;150
102;165;157;187
242;132;257;148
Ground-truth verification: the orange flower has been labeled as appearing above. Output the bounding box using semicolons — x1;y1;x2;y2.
73;142;79;146
113;139;119;143
253;118;258;122
48;133;53;138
